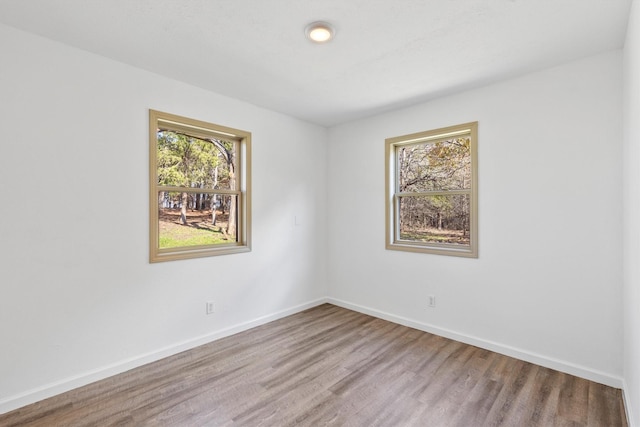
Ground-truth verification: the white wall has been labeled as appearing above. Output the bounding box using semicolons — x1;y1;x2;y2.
327;51;623;386
624;1;640;425
0;24;328;413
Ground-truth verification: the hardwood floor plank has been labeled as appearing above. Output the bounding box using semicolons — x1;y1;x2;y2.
528;366;562;425
452;376;505;426
587;381;627;427
0;304;627;426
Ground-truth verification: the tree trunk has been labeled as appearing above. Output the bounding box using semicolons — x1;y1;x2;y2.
180;192;188;225
211;166;219;225
226;163;237;239
227;195;236;239
211;195;217;225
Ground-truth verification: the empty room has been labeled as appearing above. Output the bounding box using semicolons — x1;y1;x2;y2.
1;0;639;426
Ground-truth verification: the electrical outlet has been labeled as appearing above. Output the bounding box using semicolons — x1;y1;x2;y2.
206;301;215;315
428;295;436;308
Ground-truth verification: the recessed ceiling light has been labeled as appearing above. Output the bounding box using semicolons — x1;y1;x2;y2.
305;21;334;43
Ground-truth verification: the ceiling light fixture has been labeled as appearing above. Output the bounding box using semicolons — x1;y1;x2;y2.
305;21;334;43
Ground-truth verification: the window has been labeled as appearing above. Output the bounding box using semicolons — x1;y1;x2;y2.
385;122;477;257
149;110;251;262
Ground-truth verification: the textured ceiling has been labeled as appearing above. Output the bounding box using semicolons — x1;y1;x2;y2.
0;0;632;126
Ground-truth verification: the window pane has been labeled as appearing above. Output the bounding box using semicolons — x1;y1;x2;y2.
157;192;238;249
398;194;471;246
398;137;471;192
157;130;236;190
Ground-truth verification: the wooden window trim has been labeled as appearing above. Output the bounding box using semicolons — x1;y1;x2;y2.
149;110;251;262
385;122;478;258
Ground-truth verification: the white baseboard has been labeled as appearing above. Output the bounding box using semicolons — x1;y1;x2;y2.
0;298;328;415
327;297;624;389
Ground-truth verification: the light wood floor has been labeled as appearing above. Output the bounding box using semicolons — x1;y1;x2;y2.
0;304;627;426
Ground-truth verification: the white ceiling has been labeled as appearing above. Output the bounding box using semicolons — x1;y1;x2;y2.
0;0;632;126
